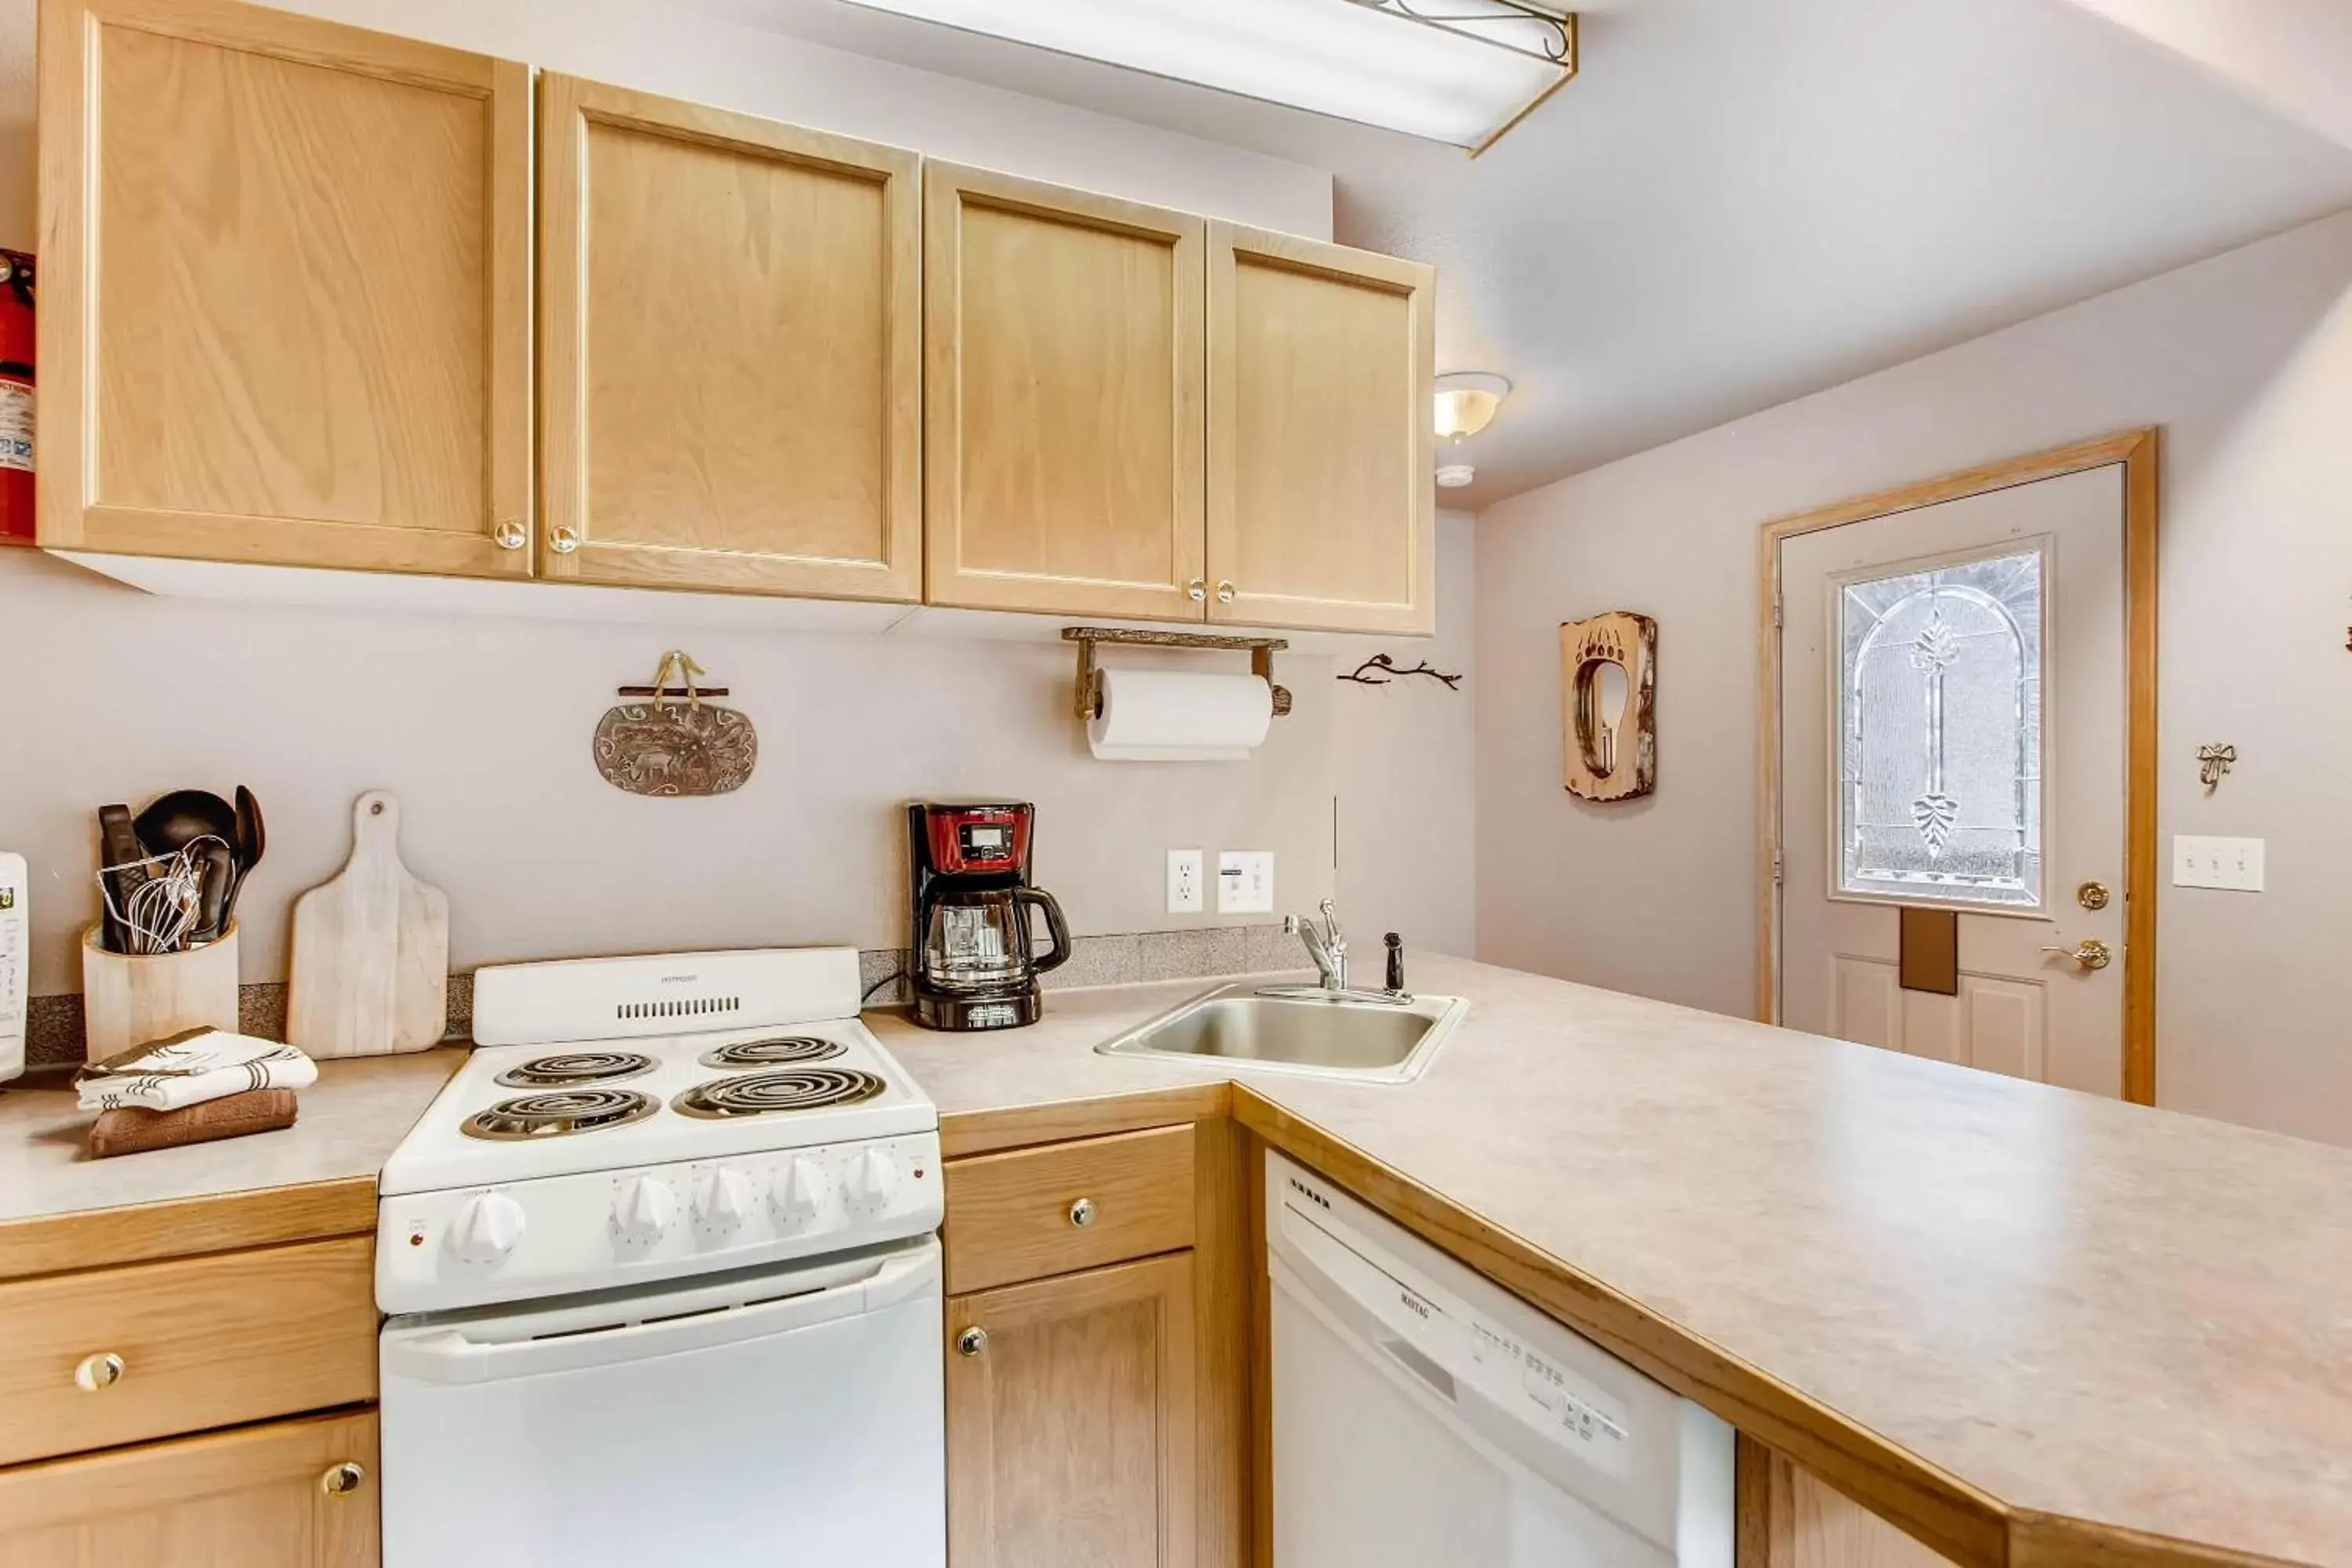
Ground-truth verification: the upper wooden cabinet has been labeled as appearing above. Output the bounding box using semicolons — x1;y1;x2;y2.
38;0;531;576
924;163;1207;621
1207;223;1436;636
538;74;922;599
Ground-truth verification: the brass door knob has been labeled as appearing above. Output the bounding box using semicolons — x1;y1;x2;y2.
320;1462;366;1497
549;525;581;555
74;1352;125;1392
492;519;527;550
2041;938;2113;971
2076;881;2111;911
1215;580;1236;603
956;1327;989;1357
1069;1197;1097;1229
1186;579;1207;602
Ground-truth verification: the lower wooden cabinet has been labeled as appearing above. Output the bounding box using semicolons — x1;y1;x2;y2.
0;1409;379;1568
947;1253;1197;1568
1739;1441;1961;1568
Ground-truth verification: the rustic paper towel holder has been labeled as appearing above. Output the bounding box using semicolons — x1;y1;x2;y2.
1062;626;1292;723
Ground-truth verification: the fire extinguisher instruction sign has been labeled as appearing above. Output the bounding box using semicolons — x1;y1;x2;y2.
0;383;28;474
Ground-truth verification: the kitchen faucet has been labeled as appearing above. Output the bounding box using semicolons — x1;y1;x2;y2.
1285;899;1348;991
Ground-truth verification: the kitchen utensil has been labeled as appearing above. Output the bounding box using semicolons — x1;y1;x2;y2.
132;789;238;858
223;785;266;928
287;791;448;1058
195;842;234;943
234;786;265;868
96;804;144;953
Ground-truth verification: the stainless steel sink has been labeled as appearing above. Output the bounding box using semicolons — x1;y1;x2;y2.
1094;981;1469;1084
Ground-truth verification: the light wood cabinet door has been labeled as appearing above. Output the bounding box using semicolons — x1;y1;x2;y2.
925;163;1207;621
0;1410;378;1568
38;0;531;577
539;74;922;598
948;1252;1197;1568
1207;223;1436;635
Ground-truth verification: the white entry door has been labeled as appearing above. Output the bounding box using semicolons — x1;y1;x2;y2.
1777;465;2126;1094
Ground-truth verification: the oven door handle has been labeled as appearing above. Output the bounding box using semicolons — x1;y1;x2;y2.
383;1247;938;1385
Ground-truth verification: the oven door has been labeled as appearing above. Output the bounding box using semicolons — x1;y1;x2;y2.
380;1236;943;1568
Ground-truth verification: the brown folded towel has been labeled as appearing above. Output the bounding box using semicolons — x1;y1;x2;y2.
88;1089;300;1159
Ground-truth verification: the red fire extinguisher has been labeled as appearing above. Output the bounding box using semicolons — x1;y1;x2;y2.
0;250;32;546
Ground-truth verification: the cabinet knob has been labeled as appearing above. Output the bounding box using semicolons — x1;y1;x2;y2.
74;1352;125;1392
320;1462;366;1497
1068;1196;1097;1228
492;519;527;550
956;1327;989;1357
1215;580;1236;603
1186;579;1207;602
549;525;581;555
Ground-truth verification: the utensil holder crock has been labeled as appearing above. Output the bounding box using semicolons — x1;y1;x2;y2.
79;922;241;1062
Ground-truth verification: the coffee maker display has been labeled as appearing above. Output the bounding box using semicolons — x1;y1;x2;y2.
906;803;1071;1031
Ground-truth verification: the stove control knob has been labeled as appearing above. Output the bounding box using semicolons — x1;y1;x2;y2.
612;1176;678;1244
771;1158;829;1226
844;1149;900;1216
450;1192;526;1264
694;1167;756;1232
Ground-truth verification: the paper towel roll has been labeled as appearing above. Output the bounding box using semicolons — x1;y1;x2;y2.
1088;668;1274;761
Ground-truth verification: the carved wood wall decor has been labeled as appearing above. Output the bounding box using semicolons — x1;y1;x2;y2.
1559;612;1656;801
593;651;759;798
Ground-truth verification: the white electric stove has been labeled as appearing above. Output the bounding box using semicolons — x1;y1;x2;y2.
376;947;946;1568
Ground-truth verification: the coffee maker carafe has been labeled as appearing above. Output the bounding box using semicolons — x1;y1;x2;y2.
907;803;1069;1030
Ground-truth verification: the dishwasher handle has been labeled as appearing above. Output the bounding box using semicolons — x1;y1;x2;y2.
384;1247;937;1385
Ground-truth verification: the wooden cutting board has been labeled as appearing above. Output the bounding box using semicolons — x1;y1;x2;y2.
288;792;449;1058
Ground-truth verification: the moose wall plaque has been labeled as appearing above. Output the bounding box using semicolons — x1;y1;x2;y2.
1559;612;1657;802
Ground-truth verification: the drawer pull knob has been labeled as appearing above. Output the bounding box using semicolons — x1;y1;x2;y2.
320;1462;366;1497
956;1327;989;1357
492;519;527;550
1215;580;1236;604
1069;1197;1097;1228
74;1352;125;1392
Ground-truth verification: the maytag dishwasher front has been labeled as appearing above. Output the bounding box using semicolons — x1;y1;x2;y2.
1267;1152;1734;1568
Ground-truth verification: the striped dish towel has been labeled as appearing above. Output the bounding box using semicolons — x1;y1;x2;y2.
76;1029;318;1112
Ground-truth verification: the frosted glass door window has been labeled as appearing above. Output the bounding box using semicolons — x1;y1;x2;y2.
1835;545;2044;909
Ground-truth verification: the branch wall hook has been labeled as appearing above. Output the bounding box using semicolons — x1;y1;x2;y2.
1338;653;1464;691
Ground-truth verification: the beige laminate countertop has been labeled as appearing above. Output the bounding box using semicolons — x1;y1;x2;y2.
0;1047;463;1277
876;955;2352;1568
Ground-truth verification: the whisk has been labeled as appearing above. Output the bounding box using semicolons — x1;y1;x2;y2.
97;836;227;955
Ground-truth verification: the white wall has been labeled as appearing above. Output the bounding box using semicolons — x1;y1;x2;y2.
2;551;1345;994
1475;208;2352;1147
0;0;1414;998
1335;514;1477;960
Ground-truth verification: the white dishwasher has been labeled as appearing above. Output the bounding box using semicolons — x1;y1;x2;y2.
1268;1152;1734;1568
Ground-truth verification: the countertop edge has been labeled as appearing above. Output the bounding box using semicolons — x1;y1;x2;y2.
0;1174;378;1283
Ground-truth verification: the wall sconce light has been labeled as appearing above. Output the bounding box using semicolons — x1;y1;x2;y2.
1433;372;1510;490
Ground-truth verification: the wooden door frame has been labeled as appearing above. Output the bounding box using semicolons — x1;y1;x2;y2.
1755;429;2160;1104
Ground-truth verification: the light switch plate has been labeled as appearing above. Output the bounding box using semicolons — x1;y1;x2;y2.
1218;851;1275;913
1166;848;1203;915
2172;835;2264;891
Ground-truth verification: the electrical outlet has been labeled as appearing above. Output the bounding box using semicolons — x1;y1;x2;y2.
1166;849;1203;914
2172;835;2264;891
1218;851;1275;914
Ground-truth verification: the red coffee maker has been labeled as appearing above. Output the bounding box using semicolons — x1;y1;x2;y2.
906;803;1070;1030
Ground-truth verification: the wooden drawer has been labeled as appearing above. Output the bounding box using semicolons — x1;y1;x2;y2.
0;1236;377;1468
945;1125;1196;1294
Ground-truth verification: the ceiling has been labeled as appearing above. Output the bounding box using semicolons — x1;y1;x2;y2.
671;0;2352;508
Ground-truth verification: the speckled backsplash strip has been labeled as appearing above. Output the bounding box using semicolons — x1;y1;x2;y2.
25;927;1301;1065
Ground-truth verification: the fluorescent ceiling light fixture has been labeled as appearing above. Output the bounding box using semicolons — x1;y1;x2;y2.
835;0;1577;151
